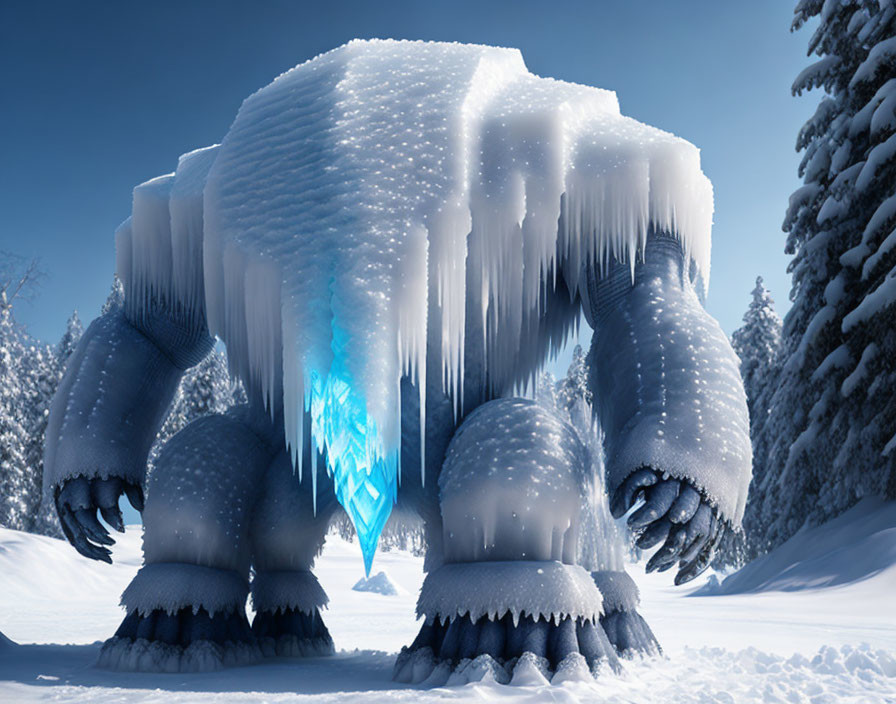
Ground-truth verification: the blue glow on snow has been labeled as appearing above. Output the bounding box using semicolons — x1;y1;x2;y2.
308;327;397;576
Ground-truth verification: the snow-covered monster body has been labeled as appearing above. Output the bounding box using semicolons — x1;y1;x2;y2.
43;40;751;679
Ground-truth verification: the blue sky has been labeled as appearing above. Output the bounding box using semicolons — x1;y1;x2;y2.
1;0;814;346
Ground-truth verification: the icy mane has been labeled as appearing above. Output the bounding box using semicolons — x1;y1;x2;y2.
115;39;713;568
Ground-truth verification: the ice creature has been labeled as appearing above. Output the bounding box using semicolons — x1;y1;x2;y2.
43;40;751;679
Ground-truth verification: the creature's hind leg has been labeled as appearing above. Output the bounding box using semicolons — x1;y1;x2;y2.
248;451;337;658
592;570;661;657
97;410;277;673
395;398;620;686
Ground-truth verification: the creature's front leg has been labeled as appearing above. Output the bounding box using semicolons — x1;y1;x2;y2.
587;233;752;585
98;409;280;672
44;306;213;561
395;399;620;686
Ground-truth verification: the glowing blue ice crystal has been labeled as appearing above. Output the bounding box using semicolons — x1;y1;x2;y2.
308;328;398;575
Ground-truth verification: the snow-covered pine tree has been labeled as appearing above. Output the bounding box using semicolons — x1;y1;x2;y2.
0;255;61;536
715;278;783;567
19;340;63;537
56;310;83;365
535;370;559;414
731;277;783;424
753;0;896;556
0;299;29;531
26;311;82;538
556;344;592;420
101;275;125;315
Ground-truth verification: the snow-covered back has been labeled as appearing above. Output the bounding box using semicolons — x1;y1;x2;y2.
115;39;715;565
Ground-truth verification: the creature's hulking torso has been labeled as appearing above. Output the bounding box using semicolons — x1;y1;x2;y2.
44;40;751;678
108;40;739;565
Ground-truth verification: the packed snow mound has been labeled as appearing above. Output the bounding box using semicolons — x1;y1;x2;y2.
351;571;404;596
115;38;714;568
699;497;896;596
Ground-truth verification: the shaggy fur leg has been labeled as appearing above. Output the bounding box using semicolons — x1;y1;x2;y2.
394;613;619;685
100;411;277;673
400;399;614;685
252;607;334;658
592;570;661;657
248;452;337;659
97;607;261;672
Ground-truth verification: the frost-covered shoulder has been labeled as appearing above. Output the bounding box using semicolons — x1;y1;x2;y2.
117;145;218;320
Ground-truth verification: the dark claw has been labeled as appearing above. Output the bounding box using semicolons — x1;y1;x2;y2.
611;468;658;518
628;480;680;529
636;517;672;549
99;505;125;533
54;476;138;563
667;484;701;524
124;483;145;512
675;517;725;585
681;504;712;551
646;527;686;573
74;508;115;546
656;559;677;573
680;510;715;563
60;506;112;563
55;498;77;546
674;548;712;585
94;477;125;532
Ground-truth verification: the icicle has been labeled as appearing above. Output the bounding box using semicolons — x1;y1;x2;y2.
311;439;318;516
419;368;426;487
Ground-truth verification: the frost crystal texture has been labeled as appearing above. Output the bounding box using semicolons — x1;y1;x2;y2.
115;39;715;568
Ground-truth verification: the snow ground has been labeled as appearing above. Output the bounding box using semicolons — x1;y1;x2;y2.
1;502;895;703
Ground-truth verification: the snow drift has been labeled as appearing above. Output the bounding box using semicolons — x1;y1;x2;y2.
1;527;895;702
114;39;715;564
698;497;896;596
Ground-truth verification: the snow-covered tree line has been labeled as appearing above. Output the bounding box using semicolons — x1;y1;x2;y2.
721;0;896;565
0;255;68;536
715;277;783;567
0;274;244;537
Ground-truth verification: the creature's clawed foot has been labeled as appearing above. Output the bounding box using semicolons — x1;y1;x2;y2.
97;607;262;672
251;607;334;658
393;613;620;685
